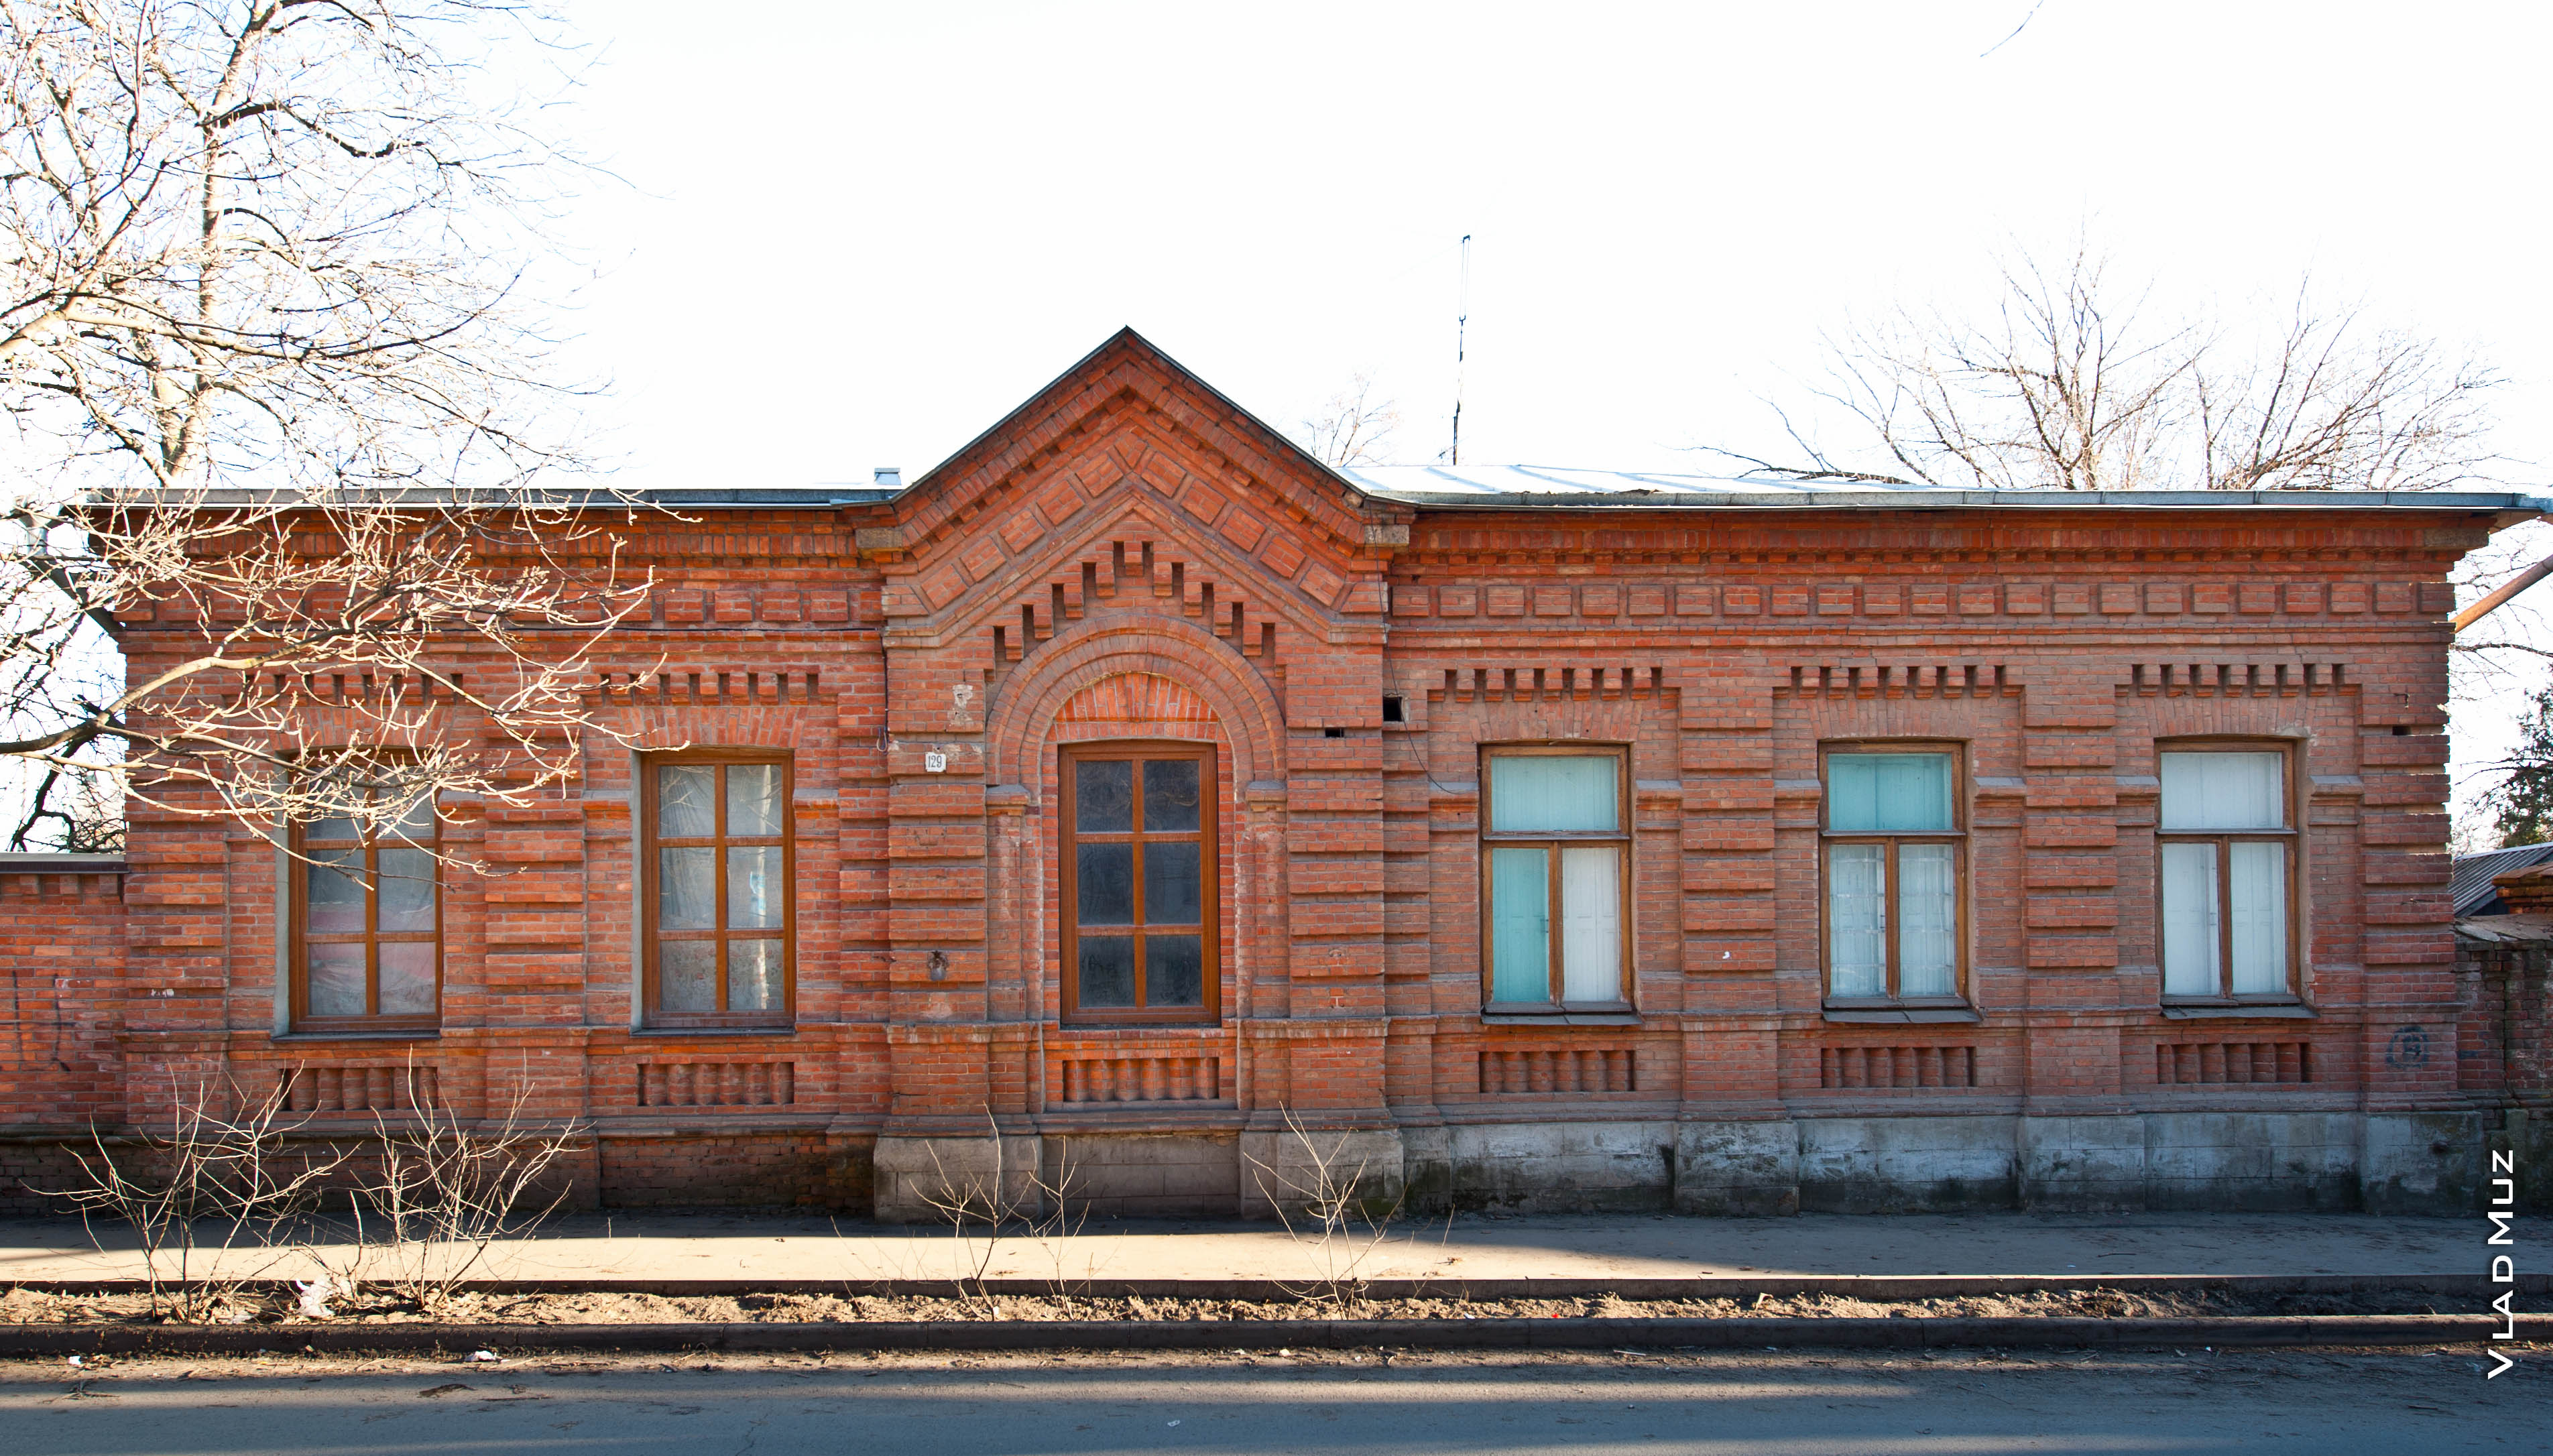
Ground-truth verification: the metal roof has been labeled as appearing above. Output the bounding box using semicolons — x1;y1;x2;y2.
2450;841;2553;917
176;471;2546;515
1331;465;2548;513
0;853;127;873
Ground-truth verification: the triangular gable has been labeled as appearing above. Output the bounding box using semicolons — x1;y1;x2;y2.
880;328;1394;563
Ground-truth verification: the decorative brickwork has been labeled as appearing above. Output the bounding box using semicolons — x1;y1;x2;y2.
1819;1046;1980;1090
2154;1041;2314;1086
1056;1054;1222;1104
1478;1047;1639;1096
279;1065;438;1113
635;1062;796;1108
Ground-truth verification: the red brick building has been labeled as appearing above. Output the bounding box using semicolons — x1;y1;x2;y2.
3;328;2539;1215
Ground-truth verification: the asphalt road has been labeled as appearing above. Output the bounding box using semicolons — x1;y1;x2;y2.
2;1345;2543;1455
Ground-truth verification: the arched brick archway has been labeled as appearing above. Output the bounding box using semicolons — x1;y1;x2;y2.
985;614;1286;796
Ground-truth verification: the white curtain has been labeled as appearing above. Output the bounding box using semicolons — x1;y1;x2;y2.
1560;846;1623;1002
2161;842;2220;994
1828;843;1887;996
1897;844;1957;995
2228;841;2287;993
2159;752;2283;830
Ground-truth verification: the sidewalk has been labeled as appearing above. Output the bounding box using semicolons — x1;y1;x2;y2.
0;1210;2481;1287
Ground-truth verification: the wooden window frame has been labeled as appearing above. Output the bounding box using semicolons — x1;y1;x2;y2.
289;800;442;1034
1477;743;1636;1015
640;749;796;1030
1059;740;1220;1026
2155;739;2302;1006
1818;741;1970;1009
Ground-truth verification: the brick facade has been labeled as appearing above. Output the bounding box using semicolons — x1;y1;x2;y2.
2;329;2539;1215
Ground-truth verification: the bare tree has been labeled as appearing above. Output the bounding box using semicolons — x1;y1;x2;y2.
1719;241;2501;494
0;1;642;853
1299;371;1403;468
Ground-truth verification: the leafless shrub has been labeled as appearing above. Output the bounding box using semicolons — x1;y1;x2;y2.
1245;1106;1405;1313
346;1085;585;1315
1018;1138;1098;1315
907;1112;1098;1313
912;1112;1032;1310
40;1073;354;1322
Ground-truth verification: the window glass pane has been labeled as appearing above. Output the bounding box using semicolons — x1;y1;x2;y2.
1489;846;1551;1001
1827;843;1887;997
727;939;784;1012
1077;936;1136;1008
1489;755;1618;833
1144;842;1201;924
726;845;783;930
1142;759;1200;831
1146;934;1204;1007
1827;753;1954;833
660;941;715;1012
726;764;784;837
376;847;436;932
307;814;359;843
1897;843;1958;996
307;943;367;1017
306;849;367;934
2161;842;2222;995
2229;841;2288;994
658;847;716;930
1559;845;1622;1002
1076;760;1132;833
378;942;436;1015
2159;751;2283;830
657;765;716;838
1076;843;1134;924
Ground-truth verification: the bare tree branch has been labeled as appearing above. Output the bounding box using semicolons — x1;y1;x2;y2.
1299;372;1403;468
0;0;644;853
1717;241;2502;496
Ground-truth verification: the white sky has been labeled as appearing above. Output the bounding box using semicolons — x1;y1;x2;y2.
542;1;2553;843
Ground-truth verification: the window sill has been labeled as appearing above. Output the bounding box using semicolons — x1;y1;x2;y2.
631;1024;799;1037
1819;1006;1982;1025
2159;1002;2315;1020
272;1029;442;1043
1480;1012;1643;1026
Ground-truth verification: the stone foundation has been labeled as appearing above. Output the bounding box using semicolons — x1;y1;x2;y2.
864;1109;2488;1220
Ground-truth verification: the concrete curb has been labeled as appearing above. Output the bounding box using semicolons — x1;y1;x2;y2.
12;1272;2545;1300
1;1315;2543;1358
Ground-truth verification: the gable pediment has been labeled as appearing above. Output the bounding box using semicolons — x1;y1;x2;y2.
872;330;1399;649
877;330;1394;554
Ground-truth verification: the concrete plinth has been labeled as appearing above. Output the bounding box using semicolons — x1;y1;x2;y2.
872;1133;1047;1225
1240;1126;1406;1219
1672;1121;1801;1216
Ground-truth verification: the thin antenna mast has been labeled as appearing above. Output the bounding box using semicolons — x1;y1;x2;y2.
1449;234;1470;466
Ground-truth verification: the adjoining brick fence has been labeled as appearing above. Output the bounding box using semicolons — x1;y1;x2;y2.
2458;922;2552;1210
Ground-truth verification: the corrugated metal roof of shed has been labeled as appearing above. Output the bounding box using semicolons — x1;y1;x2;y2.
2451;841;2553;917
